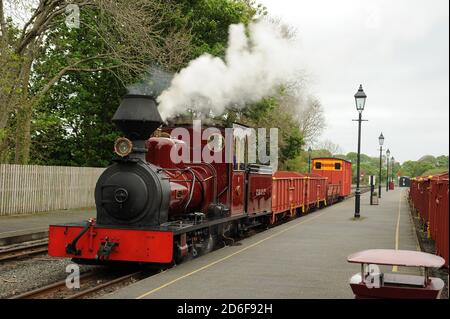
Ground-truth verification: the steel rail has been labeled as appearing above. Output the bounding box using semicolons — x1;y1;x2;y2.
0;241;48;262
65;271;143;299
10;271;145;299
10;272;98;299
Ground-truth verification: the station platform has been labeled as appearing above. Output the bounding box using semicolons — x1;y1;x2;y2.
0;208;95;246
105;188;419;299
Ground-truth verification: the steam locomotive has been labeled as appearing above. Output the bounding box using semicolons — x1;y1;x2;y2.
48;95;352;264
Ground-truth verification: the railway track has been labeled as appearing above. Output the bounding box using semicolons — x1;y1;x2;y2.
0;239;48;262
10;270;149;299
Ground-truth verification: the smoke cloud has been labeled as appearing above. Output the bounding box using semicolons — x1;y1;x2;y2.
157;20;303;120
127;66;173;97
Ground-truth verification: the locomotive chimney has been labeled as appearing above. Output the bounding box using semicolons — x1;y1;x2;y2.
112;94;163;159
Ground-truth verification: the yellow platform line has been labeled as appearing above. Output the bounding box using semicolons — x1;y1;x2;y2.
136;211;328;299
392;191;402;272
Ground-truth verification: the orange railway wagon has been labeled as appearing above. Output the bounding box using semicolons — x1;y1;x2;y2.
312;157;352;198
271;171;307;224
303;173;327;209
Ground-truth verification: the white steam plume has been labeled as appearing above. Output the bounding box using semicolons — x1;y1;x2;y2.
127;66;173;97
157;20;303;120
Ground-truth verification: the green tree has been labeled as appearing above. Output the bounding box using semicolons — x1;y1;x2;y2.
31;71;125;166
178;0;264;58
401;160;432;177
343;152;389;184
400;155;448;178
436;155;449;168
243;96;305;168
418;155;436;164
1;0;192;164
28;0;260;167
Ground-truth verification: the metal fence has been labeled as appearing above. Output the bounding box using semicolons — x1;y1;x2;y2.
0;164;105;216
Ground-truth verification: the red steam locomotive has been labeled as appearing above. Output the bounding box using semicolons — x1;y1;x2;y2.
48;95;352;264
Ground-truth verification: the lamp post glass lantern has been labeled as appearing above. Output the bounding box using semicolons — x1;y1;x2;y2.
378;133;384;198
386;148;390;192
354;84;367;218
355;84;367;112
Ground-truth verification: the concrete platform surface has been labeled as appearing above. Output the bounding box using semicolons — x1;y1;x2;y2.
105;189;419;299
0;208;95;245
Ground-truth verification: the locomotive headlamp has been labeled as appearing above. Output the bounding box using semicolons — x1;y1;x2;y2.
114;137;133;157
354;84;367;112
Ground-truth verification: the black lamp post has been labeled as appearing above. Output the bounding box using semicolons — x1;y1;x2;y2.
308;147;312;173
378;133;384;198
391;156;395;186
353;84;367;218
386;148;390;192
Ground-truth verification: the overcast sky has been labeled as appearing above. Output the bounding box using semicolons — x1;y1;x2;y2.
259;0;449;163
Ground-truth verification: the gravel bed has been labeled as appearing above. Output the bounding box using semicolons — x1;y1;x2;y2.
0;255;100;299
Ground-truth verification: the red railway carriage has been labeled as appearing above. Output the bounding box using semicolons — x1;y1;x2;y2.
428;173;447;240
410;176;431;223
430;173;449;267
409;172;449;268
312;157;352;198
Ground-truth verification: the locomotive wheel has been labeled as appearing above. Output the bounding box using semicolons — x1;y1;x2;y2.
173;251;183;265
173;242;185;265
200;235;216;255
